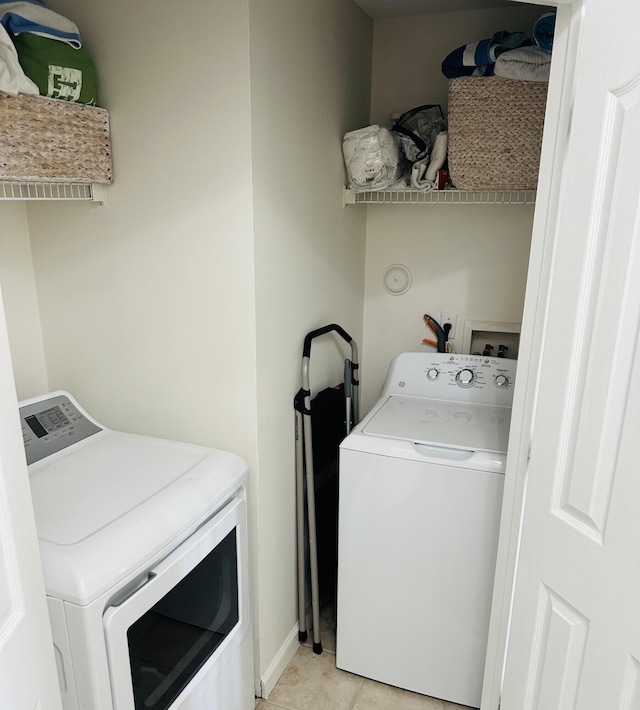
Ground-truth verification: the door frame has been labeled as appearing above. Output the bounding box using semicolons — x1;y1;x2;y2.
481;1;584;708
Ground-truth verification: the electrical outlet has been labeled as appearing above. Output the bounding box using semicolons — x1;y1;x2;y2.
440;312;458;340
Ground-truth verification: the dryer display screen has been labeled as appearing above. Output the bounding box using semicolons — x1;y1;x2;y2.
20;394;103;465
25;406;71;438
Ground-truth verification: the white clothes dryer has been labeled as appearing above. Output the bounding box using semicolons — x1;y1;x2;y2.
19;391;254;710
336;352;517;708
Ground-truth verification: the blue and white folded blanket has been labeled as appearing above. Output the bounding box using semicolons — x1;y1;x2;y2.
442;31;531;78
0;0;81;48
533;11;555;51
495;46;551;82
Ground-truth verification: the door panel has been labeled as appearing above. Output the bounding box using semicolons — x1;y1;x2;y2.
619;655;640;710
552;76;640;544
501;0;640;708
0;286;62;710
521;585;589;708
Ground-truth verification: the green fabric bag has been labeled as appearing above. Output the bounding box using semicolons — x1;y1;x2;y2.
13;32;98;105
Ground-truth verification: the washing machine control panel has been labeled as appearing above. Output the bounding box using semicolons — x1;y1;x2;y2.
20;393;103;466
382;353;517;406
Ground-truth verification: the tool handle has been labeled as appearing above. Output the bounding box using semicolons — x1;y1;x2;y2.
303;324;353;357
424;314;447;353
344;360;352;398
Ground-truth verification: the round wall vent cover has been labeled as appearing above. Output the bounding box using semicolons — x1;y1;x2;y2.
383;264;412;295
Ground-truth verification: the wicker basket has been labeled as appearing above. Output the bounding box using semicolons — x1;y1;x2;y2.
447;76;548;190
0;92;112;183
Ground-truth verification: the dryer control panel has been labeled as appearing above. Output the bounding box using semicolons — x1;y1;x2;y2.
20;393;102;466
381;352;517;407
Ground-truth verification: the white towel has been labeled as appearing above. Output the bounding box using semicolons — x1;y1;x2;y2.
0;23;37;95
411;132;447;191
411;160;435;191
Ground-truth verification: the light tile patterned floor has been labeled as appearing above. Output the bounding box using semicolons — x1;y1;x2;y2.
256;606;474;710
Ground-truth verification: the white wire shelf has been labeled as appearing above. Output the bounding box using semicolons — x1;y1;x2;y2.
0;181;107;204
343;186;536;206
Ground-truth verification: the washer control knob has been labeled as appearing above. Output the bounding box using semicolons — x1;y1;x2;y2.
426;368;439;380
456;369;476;388
495;374;509;388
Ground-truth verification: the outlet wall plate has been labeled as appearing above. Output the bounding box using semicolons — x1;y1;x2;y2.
440;312;458;340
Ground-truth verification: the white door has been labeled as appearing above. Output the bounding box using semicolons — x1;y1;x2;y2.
0;287;62;710
501;0;640;707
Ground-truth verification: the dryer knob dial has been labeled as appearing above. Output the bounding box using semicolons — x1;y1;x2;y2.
427;368;439;380
495;374;509;388
456;368;476;388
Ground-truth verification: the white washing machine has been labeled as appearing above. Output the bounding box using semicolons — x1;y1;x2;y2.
336;352;517;708
19;391;254;710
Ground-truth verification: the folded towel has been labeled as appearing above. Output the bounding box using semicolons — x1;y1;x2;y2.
442;31;531;78
411;160;435;191
0;22;37;93
0;0;81;48
495;46;552;82
533;11;555;51
411;132;447;190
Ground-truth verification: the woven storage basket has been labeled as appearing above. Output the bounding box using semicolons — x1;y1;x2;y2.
0;92;112;183
447;76;548;190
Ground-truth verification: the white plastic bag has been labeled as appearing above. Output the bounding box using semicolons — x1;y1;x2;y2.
342;125;403;192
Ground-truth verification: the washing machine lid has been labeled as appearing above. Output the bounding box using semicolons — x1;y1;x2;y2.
362;395;512;454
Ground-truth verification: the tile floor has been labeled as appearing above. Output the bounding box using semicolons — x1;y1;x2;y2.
256;606;473;710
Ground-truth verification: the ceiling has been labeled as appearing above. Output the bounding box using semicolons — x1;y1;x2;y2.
352;0;515;18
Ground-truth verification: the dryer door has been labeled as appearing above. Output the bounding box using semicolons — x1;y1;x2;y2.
103;495;251;710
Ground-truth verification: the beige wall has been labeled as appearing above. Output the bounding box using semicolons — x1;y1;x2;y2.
249;0;371;682
0;203;48;399
362;204;534;410
362;5;547;408
28;0;257;457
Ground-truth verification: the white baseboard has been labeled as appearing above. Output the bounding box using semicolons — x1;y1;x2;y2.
259;623;300;699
